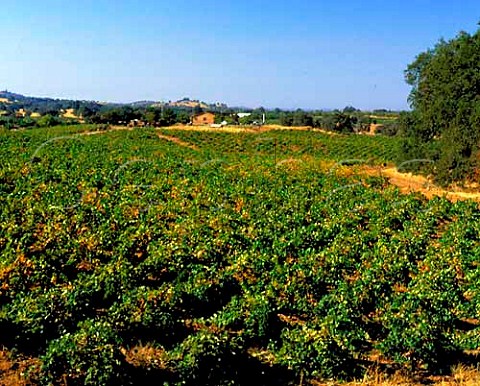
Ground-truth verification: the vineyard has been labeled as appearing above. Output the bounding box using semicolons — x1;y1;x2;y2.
1;125;479;385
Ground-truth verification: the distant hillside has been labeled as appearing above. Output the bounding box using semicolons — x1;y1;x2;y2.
0;91;26;102
168;98;209;109
128;100;157;108
0;91;229;114
152;98;228;111
0;91;103;116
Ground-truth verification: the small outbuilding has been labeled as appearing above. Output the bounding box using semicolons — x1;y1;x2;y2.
128;119;146;128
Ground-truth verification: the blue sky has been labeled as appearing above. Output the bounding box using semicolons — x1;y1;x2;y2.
1;0;479;110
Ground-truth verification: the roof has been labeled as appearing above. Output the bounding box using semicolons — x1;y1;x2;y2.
193;112;215;117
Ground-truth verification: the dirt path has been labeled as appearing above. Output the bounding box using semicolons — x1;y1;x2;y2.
77;126;133;136
156;133;199;151
362;166;480;202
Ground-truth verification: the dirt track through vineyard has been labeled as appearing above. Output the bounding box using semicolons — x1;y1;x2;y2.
77;126;133;136
156;133;199;150
360;166;480;203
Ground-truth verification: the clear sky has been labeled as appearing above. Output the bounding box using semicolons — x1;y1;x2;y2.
1;1;479;110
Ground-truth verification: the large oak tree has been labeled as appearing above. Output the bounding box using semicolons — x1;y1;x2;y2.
401;27;480;184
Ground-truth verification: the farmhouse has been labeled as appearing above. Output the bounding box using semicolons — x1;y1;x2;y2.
192;112;215;125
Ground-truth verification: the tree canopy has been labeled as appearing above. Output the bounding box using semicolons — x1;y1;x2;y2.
401;27;480;184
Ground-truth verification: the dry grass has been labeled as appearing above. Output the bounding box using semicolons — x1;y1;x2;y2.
77;125;133;136
310;365;480;386
2;345;479;385
368;115;399;120
262;124;311;131
446;364;480;385
0;348;40;386
121;343;170;370
62;108;80;120
366;167;480;202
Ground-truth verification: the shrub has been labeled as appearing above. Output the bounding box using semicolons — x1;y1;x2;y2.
39;320;123;385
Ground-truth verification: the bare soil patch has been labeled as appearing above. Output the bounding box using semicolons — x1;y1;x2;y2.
0;349;39;386
156;133;199;150
361;166;480;202
77;126;133;136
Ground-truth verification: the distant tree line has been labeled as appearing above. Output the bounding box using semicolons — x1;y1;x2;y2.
272;108;401;135
84;106;191;126
0;103;403;133
0;90;403;135
0;115;78;130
